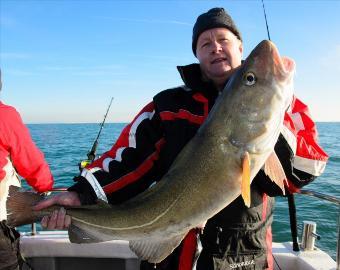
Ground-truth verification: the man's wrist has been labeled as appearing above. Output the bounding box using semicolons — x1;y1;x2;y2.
68;176;97;205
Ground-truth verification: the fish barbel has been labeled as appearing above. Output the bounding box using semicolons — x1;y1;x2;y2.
7;40;295;263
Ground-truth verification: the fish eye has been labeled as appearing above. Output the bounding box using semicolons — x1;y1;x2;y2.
243;72;256;86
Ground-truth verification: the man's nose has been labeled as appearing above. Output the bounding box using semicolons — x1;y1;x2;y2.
211;41;222;53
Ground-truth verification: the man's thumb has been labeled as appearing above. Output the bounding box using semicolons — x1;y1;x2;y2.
32;197;57;210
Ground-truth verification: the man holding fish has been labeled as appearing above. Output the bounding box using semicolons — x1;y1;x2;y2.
21;7;328;270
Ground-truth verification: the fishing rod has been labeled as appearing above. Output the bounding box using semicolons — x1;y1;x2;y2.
46;98;114;193
261;0;271;41
79;97;114;170
48;187;68;192
261;0;300;252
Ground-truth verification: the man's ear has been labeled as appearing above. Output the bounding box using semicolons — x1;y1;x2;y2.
239;41;243;56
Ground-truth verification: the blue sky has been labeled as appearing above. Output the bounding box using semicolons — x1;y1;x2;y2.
1;0;339;123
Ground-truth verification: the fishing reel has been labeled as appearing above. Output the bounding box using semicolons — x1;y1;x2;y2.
77;98;113;172
78;147;96;171
78;159;91;171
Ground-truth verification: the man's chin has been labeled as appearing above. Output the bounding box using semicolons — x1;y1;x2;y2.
202;66;237;83
211;64;232;73
210;68;234;79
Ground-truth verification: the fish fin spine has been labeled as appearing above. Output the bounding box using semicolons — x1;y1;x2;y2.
241;151;251;208
129;233;186;263
264;151;288;195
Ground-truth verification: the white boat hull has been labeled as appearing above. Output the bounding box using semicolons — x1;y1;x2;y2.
20;231;336;270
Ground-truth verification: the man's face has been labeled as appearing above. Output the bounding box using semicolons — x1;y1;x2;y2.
196;28;243;84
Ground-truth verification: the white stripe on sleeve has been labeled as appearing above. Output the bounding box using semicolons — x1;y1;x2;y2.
290;112;305;132
293;156;327;177
115;147;125;162
281;125;297;155
102;158;113;173
81;168;108;202
102;147;126;172
129;111;155;148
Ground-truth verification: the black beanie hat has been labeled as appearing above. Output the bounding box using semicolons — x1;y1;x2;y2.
192;7;242;56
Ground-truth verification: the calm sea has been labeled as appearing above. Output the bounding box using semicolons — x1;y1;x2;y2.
20;122;339;259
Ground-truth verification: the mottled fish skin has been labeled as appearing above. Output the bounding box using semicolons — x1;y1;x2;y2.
6;40;295;263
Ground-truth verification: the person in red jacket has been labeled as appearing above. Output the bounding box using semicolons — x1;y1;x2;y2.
35;8;328;270
0;69;54;270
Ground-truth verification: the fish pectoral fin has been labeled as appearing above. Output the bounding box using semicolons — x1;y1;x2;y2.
129;233;186;263
241;151;251;208
264;151;288;195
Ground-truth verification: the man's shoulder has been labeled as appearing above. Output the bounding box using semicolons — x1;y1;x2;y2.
154;85;193;100
0;103;23;136
152;85;198;112
0;102;19;118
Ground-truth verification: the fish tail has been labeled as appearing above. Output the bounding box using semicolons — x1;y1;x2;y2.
6;185;44;227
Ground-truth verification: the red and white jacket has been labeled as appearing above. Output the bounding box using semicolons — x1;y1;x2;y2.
282;97;328;192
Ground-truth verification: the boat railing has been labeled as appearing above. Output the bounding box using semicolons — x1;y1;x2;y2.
299;189;340;205
25;188;340;269
297;189;340;270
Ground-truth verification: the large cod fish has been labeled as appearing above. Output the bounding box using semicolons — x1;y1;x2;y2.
6;40;295;263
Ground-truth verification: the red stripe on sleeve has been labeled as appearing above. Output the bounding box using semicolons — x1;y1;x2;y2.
102;138;165;194
292;98;328;161
160;93;209;125
88;102;155;169
160;110;205;125
192;93;209;118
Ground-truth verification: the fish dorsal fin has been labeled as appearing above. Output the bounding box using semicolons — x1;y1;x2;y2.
129;233;186;263
241;151;251;208
264;151;288;195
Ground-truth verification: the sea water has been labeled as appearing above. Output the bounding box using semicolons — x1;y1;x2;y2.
20;122;339;259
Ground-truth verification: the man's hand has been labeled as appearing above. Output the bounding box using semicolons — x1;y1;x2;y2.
33;191;81;230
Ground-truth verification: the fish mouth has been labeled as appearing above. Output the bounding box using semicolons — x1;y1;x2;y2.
247;40;296;83
269;41;295;110
281;57;295;74
269;41;295;82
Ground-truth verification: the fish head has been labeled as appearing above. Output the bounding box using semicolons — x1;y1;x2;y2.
224;40;295;156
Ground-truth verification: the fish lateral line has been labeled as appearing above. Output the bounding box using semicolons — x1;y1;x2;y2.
71;194;181;231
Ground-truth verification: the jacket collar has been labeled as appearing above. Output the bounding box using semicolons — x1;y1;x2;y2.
177;64;219;99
